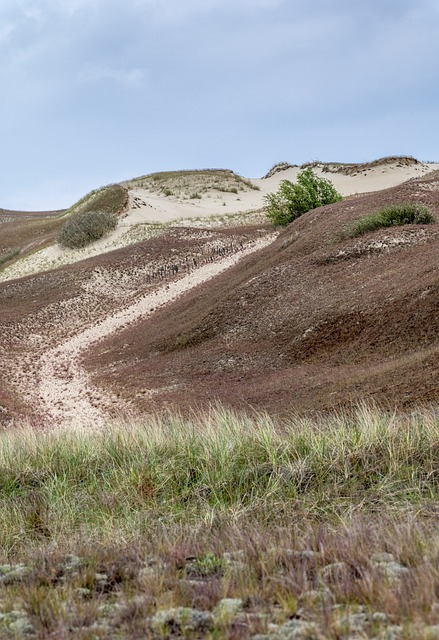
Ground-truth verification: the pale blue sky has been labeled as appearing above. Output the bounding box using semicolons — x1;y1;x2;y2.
1;0;439;210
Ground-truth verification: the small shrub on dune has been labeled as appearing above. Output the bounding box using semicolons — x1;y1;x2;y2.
348;203;435;238
265;168;342;226
58;210;118;249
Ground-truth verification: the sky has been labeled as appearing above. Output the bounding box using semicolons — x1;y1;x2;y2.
1;0;439;210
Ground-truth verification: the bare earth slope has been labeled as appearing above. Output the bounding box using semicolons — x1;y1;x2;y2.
0;225;272;426
84;170;439;417
1;158;439;426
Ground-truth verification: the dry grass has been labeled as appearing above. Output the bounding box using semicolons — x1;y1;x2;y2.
1;405;439;637
124;169;260;199
65;184;128;219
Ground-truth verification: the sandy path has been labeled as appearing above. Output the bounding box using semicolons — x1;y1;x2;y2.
36;235;276;429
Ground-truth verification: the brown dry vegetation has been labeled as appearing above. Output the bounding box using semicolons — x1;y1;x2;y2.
0;225;269;425
2;165;439;638
82;170;439;418
2;170;439;423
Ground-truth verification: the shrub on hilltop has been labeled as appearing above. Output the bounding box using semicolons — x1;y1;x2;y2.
58;210;118;249
264;167;342;226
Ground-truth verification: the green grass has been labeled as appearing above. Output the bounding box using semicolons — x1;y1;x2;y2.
2;404;439;551
2;406;439;636
347;203;435;238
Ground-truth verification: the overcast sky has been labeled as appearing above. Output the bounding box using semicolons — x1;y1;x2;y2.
1;0;439;210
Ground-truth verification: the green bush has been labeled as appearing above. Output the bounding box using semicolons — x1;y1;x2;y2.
264;168;342;226
348;203;435;238
58;210;118;249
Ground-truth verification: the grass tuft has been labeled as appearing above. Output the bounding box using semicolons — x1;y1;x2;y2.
347;203;435;238
0;248;20;267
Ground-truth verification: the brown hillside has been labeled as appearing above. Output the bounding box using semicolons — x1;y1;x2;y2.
0;225;268;425
85;171;439;416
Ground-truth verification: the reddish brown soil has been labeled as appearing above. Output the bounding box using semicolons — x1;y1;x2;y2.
84;171;439;417
0;208;66;269
2;171;439;425
0;226;269;425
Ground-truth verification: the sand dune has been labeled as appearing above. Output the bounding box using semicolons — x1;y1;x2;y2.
1;158;437;283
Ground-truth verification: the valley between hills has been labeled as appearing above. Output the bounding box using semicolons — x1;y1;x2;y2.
2;157;439;639
1;156;438;427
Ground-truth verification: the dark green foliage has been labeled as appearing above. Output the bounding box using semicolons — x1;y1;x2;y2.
348;203;435;238
264;168;342;226
58;210;118;249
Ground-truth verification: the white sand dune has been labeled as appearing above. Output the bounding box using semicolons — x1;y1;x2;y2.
125;161;438;224
1;160;438;284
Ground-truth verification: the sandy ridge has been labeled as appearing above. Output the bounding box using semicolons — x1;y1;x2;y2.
36;234;276;429
2;160;437;285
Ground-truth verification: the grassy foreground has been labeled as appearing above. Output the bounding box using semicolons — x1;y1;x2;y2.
2;406;439;638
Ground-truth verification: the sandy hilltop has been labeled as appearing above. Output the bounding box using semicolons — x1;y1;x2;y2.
0;156;436;283
1;155;439;428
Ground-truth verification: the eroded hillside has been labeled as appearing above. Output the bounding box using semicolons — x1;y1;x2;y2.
1;159;439;426
84;170;439;417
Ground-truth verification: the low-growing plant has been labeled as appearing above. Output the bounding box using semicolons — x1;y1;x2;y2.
264;168;342;226
348;203;435;238
0;248;19;267
216;186;238;194
2;407;439;635
58;210;118;249
185;553;225;578
65;184;127;218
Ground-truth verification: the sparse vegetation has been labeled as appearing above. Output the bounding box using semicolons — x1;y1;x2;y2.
216;186;238;194
264;161;295;179
65;184;128;218
124;169;260;199
58;210;118;249
348;203;435;238
1;406;439;636
264;167;343;225
0;248;19;267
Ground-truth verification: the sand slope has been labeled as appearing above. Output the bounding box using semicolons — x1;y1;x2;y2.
1;159;437;283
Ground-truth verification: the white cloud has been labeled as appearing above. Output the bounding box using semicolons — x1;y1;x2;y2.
130;0;284;24
79;64;147;88
49;0;103;16
22;7;45;23
0;22;15;45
